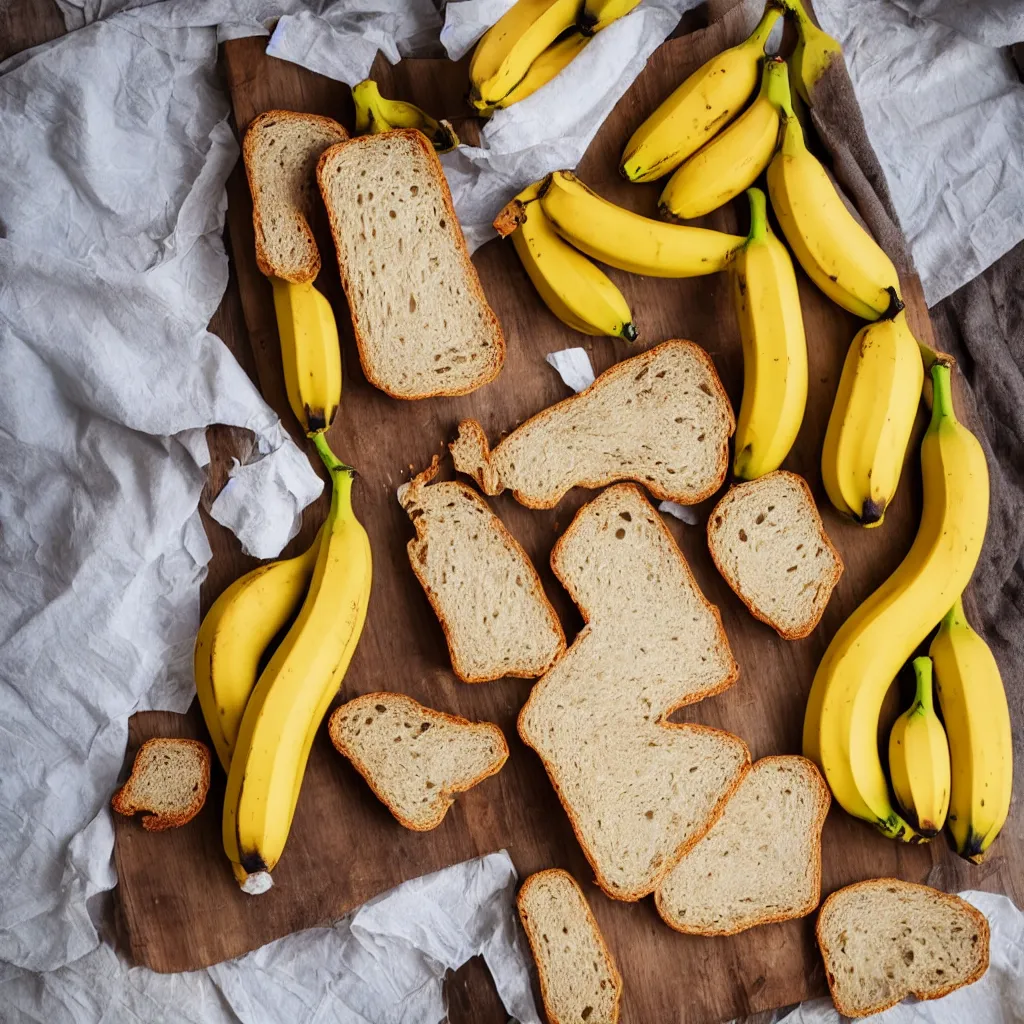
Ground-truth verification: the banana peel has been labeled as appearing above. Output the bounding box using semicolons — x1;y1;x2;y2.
782;0;843;105
352;79;459;154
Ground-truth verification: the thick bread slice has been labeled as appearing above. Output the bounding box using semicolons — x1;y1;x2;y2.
518;870;622;1024
399;458;565;682
655;756;830;935
328;692;508;831
317;129;505;399
243;110;349;283
707;471;842;640
450;340;734;509
519;484;748;901
817;878;990;1018
111;738;211;831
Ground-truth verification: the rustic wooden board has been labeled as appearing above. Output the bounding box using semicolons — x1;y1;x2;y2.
113;7;1022;1022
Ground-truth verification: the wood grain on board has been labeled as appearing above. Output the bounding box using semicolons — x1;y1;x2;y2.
113;7;1021;1023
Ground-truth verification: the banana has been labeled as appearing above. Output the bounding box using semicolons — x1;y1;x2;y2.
578;0;640;34
888;656;951;837
271;279;342;435
731;188;807;480
351;79;459;153
194;541;319;771
783;0;844;105
820;310;924;526
494;32;590;108
538;171;743;277
223;432;371;892
469;0;582;110
660;57;789;221
803;362;989;841
931;597;1014;863
620;2;782;183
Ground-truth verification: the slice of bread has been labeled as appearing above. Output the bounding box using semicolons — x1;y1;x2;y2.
450;340;734;510
707;471;842;640
111;738;211;831
517;870;622;1024
328;692;508;831
519;484;748;901
243;110;349;283
317;129;505;399
655;756;830;935
817;878;990;1018
399;458;565;682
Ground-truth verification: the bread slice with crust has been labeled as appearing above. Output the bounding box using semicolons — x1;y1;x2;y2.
518;869;622;1024
243;110;349;283
399;458;565;682
317;129;505;399
817;878;990;1018
519;484;748;901
450;340;734;509
655;756;830;935
328;692;508;831
111;738;211;831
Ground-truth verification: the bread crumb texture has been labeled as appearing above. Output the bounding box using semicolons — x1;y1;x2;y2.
111;738;211;831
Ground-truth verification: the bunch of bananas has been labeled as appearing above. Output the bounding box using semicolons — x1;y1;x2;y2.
352;79;459;154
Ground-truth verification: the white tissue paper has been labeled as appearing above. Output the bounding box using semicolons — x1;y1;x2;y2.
546;346;597;392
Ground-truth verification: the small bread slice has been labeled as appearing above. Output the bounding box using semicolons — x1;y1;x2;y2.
817;878;990;1018
242;110;349;283
328;693;508;831
399;458;565;682
450;340;734;509
317;129;505;399
111;738;211;831
655;756;830;935
519;484;748;901
518;870;622;1024
707;471;842;640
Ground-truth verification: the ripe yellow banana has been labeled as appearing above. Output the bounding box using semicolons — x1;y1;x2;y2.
223;432;371;892
660;57;789;221
820;311;924;526
538;171;743;277
578;0;640;34
495;181;636;339
766;91;902;320
194;541;319;771
494;32;590;108
930;597;1014;863
783;0;844;105
731;188;807;480
351;79;459;153
888;656;951;837
803;362;989;841
620;2;782;183
271;278;342;435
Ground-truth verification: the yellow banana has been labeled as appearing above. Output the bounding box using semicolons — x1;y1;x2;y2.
194;541;319;771
660;57;789;221
224;432;371;892
538;170;743;277
494;181;636;340
469;0;582;110
578;0;641;34
804;362;988;841
271;279;342;435
766;90;902;320
494;32;590;108
888;656;951;837
731;188;807;480
620;2;782;183
931;597;1014;863
820;311;924;526
351;79;459;153
783;0;844;105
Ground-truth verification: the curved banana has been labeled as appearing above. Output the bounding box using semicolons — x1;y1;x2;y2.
888;656;951;837
194;542;319;771
495;32;590;108
931;597;1014;863
224;432;372;892
660;57;789;221
620;2;782;183
351;79;458;153
494;181;637;340
578;0;641;34
783;0;844;105
766;91;902;320
538;171;743;277
271;279;342;435
820;311;924;525
731;188;807;480
804;362;989;841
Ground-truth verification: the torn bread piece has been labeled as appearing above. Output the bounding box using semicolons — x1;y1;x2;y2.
111;738;211;831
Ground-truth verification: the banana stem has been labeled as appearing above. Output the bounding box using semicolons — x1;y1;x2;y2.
941;594;968;631
745;188;768;244
929;362;955;427
751;2;784;51
763;56;791;109
312;430;354;476
911;656;934;714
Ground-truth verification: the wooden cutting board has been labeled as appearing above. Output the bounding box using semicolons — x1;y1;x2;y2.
112;6;1022;1021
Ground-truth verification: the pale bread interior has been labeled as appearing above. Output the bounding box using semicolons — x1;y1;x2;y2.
113;739;208;830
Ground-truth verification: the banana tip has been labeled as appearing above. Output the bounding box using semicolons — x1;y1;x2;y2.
858;499;885;526
239;870;274;896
